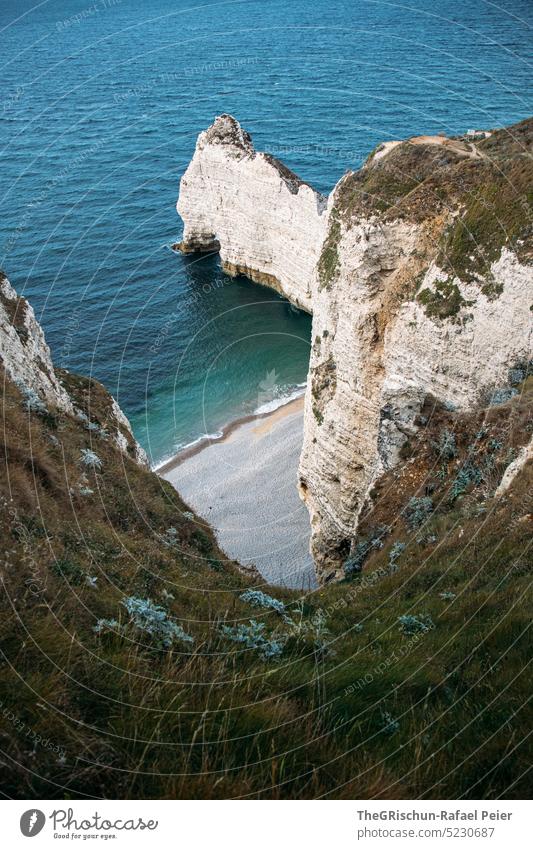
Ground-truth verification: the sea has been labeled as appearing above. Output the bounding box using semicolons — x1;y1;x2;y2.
0;0;531;467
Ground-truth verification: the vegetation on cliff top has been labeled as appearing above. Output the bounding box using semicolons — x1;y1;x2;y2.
322;117;532;292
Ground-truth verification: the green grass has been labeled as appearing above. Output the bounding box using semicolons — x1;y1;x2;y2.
437;159;533;283
418;278;470;320
317;211;341;289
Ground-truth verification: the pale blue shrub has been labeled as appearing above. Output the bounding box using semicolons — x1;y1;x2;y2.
93;618;120;635
220;619;285;660
488;387;517;406
380;710;400;736
122;596;194;648
433;428;457;460
508;367;525;386
398;613;434;635
449;460;483;501
80;449;102;470
240;589;286;616
162;527;179;548
388;541;406;572
16;381;47;415
403;497;433;529
306;610;334;656
344;525;390;577
344;540;370;577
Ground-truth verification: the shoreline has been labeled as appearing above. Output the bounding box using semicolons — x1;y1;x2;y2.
155;393;306;475
160;393;315;588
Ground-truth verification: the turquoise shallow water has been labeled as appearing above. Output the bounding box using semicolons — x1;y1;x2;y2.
0;0;531;465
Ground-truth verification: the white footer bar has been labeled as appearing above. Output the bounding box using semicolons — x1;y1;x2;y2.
3;799;529;848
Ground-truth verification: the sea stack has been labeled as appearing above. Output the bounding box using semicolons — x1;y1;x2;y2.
176;113;327;313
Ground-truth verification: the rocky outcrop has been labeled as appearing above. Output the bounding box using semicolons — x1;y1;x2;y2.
0;272;73;413
177;114;326;312
0;272;148;467
176;115;533;582
108;396;148;466
495;434;533;497
301;244;531;579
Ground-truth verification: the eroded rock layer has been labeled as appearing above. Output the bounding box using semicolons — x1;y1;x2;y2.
177;115;532;582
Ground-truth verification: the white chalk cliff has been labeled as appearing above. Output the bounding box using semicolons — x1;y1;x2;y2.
176;114;326;313
0;273;74;413
177;115;532;581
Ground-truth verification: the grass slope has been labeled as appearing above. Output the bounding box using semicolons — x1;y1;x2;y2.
0;364;531;800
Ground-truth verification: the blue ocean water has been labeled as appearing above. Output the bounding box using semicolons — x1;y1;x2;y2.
0;0;531;465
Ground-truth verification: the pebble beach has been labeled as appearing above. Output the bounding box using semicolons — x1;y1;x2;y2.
161;396;316;589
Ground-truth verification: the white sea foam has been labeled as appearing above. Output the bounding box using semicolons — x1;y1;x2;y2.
152;383;307;470
152;429;224;470
253;383;306;415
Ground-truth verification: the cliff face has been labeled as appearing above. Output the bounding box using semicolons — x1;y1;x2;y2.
0;272;73;413
176;114;326;312
177;115;533;582
0;272;148;467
